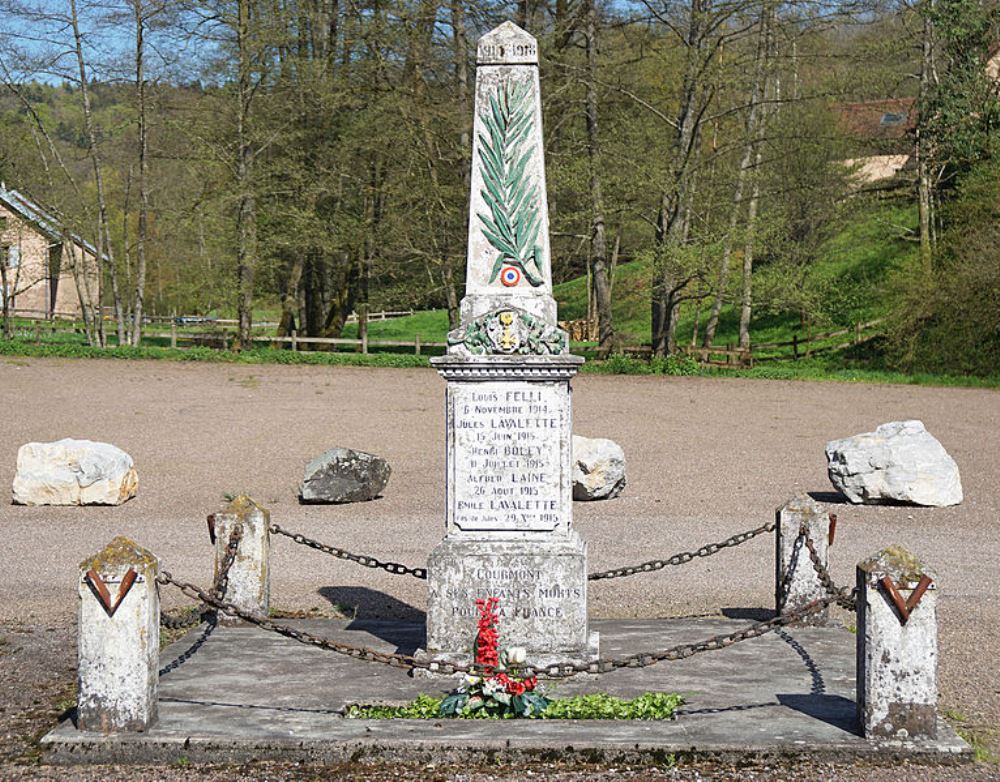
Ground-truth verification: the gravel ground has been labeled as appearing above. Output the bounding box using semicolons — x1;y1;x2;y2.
0;357;997;780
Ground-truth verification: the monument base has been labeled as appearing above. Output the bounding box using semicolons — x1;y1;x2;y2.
425;534;597;667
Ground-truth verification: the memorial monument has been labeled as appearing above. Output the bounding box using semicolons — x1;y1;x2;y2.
426;22;597;666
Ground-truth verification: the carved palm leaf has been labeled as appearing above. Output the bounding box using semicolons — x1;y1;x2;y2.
476;79;544;286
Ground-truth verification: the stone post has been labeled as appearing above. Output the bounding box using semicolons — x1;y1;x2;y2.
857;546;938;740
209;495;270;623
775;494;832;624
77;536;159;732
425;22;596;668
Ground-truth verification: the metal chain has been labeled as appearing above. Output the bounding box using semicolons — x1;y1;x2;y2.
269;522;428;580
799;523;857;611
156;568;834;678
535;594;840;678
587;521;776;581
160;525;243;629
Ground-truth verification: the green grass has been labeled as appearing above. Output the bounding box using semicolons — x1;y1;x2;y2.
345;692;685;720
3;338;996;387
0;339;428;369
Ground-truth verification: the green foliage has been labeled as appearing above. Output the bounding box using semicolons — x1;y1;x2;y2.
884;159;1000;376
346;694;443;720
585;354;699;376
345;691;685;721
439;689;550;719
0;339;429;369
540;692;684;720
924;0;1000;171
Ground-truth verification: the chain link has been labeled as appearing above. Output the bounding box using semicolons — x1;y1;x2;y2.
587;521;776;581
160;525;242;629
799;523;857;610
269;522;428;580
156;568;835;679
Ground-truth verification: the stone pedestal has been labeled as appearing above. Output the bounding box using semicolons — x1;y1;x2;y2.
426;356;596;665
77;537;159;733
856;546;938;740
775;494;832;624
427;536;596;666
209;495;270;623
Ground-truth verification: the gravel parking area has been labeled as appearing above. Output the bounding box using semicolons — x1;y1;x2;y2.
1;357;997;779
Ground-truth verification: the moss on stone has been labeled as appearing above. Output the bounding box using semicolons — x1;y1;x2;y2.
80;535;157;573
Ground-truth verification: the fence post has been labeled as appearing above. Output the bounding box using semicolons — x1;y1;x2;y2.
291;328;298;351
170;319;177;349
414;334;421;356
207;496;270;623
855;321;862;345
34;321;41;343
793;334;799;360
775;494;832;625
362;330;369;355
77;536;159;732
856;546;937;739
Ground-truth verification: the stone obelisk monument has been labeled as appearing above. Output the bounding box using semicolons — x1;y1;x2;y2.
426;22;596;666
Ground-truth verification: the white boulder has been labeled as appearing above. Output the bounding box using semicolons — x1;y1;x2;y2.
572;435;626;501
825;420;962;507
12;439;138;506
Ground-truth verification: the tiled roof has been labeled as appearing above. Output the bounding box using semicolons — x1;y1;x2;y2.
837;98;916;140
0;185;106;259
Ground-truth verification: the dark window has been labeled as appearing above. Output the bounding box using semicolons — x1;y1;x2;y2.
880;112;906;126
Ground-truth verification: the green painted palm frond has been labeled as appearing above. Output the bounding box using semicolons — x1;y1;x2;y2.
476;79;544;286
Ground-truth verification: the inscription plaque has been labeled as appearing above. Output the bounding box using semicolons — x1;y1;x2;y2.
450;382;567;533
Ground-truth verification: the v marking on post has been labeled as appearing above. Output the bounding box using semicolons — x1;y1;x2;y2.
879;574;933;624
85;568;138;618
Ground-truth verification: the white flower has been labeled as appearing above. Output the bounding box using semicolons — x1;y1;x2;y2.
506;646;527;665
464;674;481;687
483;678;502;695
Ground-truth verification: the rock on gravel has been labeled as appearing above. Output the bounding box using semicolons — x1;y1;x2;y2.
825;420;963;506
572;435;626;501
299;447;391;504
11;438;138;506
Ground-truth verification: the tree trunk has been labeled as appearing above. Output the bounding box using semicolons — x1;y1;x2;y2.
651;0;706;357
738;155;762;350
236;0;257;348
131;0;150;345
443;0;469;329
0;249;10;340
702;6;770;349
70;0;126;346
916;2;934;274
584;0;615;352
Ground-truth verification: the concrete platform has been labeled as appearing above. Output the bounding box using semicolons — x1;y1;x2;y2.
42;617;971;765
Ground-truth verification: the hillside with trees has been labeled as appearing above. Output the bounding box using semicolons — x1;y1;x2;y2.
0;0;996;374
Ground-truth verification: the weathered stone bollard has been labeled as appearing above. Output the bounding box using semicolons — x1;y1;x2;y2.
77;536;159;732
775;494;832;624
209;495;270;623
857;545;938;740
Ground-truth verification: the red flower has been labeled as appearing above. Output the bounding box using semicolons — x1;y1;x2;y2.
523;676;537;691
507;680;526;696
474;597;502;672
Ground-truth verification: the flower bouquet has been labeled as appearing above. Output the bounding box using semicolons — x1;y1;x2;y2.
439;597;550;718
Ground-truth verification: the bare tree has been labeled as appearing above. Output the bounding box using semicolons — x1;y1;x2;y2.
584;0;615;352
70;0;127;346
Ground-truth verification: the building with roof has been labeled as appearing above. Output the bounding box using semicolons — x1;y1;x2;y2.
0;185;102;318
838;44;1000;184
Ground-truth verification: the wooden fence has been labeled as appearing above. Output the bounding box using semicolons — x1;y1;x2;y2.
6;313;882;365
618;319;884;368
